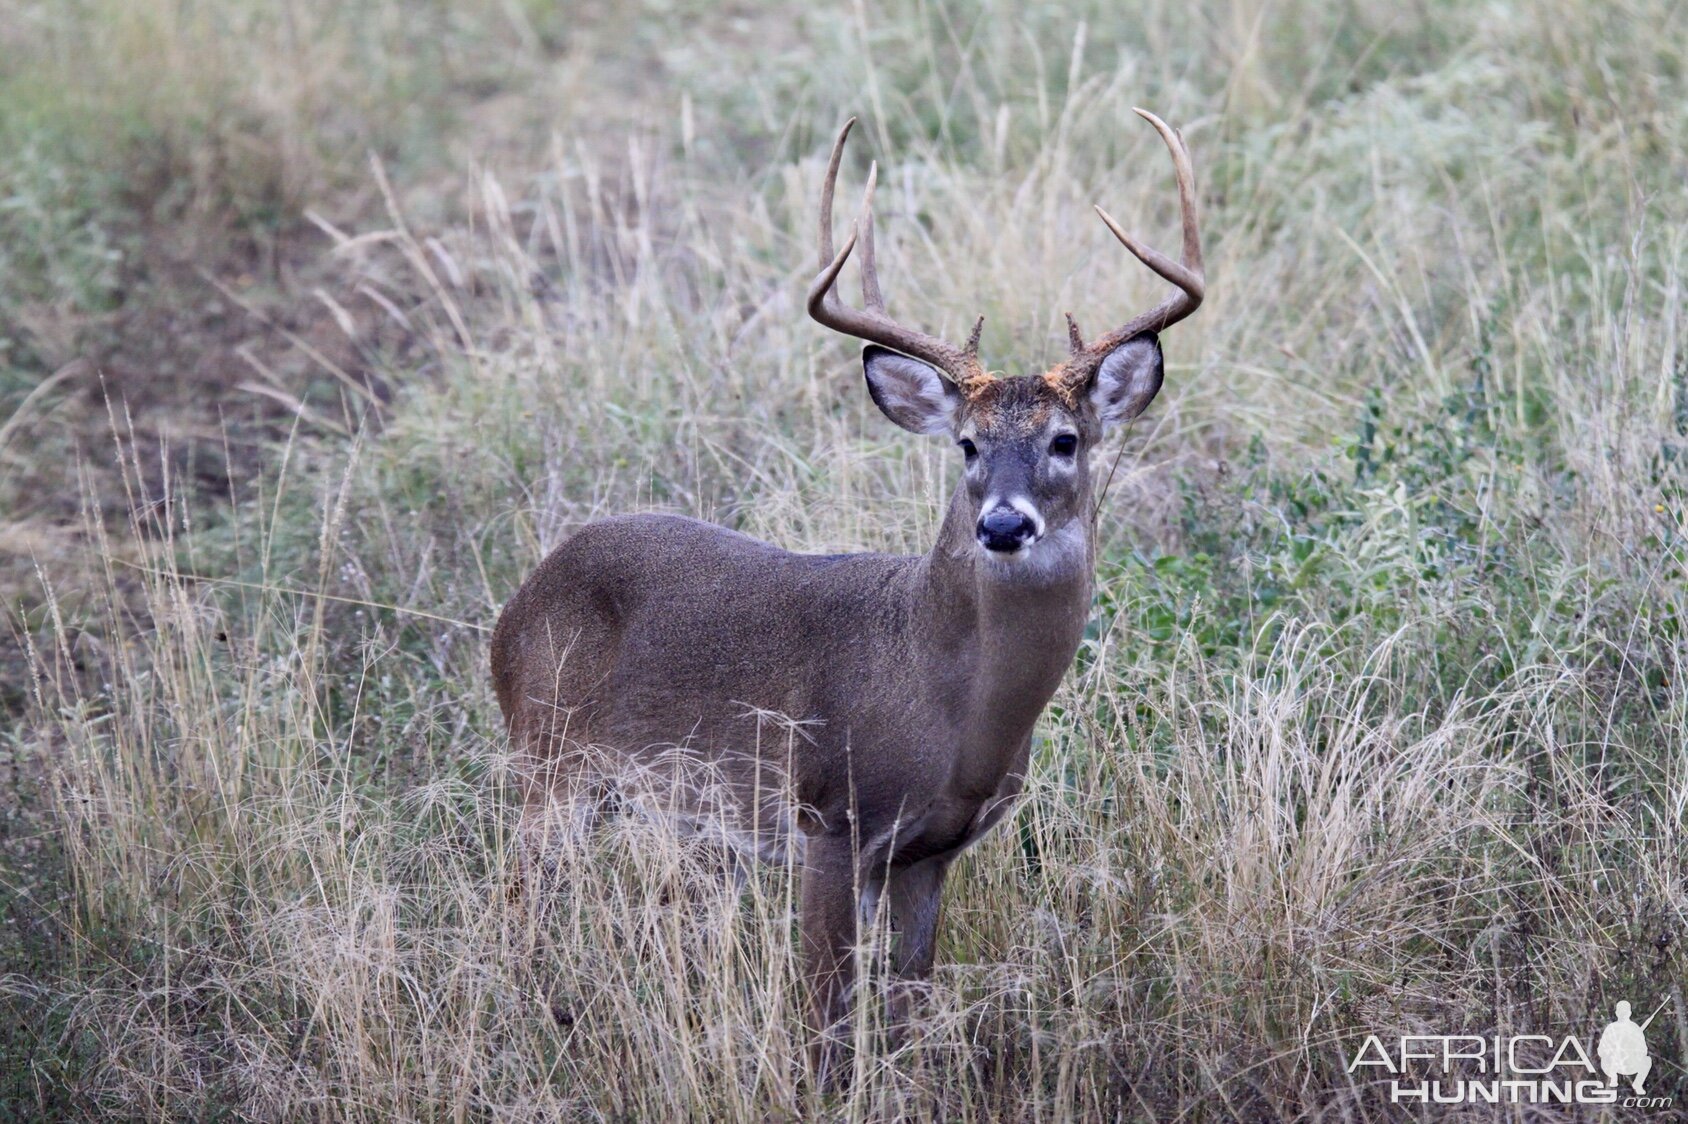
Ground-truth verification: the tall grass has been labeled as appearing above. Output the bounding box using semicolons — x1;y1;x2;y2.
8;0;1688;1118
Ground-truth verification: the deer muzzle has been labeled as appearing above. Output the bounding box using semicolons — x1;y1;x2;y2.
976;503;1041;554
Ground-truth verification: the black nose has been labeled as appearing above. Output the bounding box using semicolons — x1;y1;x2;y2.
976;507;1037;553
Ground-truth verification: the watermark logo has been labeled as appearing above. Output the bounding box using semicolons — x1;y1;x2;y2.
1598;1000;1655;1095
1346;998;1674;1108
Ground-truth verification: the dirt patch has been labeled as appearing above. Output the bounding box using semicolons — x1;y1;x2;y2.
7;218;412;559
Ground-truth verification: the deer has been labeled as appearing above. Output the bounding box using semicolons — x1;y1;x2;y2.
490;108;1203;1080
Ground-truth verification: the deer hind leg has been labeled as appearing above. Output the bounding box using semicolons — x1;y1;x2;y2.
509;619;623;897
508;696;610;911
516;755;606;897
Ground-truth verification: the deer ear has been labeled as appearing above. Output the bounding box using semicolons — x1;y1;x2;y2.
1090;332;1163;427
863;345;961;435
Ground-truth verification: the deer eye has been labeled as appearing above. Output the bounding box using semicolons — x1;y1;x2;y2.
1049;434;1078;457
958;438;978;460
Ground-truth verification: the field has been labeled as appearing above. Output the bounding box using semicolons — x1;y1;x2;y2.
3;0;1686;1119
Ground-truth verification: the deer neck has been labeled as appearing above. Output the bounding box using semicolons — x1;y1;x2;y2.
917;485;1094;773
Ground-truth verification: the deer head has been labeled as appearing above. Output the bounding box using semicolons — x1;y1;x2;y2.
807;110;1203;563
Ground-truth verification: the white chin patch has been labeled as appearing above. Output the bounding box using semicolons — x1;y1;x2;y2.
982;545;1032;564
979;520;1085;576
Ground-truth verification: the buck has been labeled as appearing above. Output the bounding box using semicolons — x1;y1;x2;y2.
491;108;1203;1076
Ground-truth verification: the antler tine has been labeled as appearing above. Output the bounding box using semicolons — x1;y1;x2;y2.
805;119;988;390
1065;312;1085;353
809;221;861;315
1052;108;1205;389
859;160;883;311
1093;203;1203;306
817;117;854;280
1136;108;1202;279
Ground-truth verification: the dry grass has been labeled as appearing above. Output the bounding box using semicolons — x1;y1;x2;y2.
5;0;1688;1119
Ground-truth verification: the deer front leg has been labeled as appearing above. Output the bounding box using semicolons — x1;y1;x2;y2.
799;834;868;1085
888;856;949;977
885;856;950;1023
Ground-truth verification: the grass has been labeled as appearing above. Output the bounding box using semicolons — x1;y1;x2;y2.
4;0;1687;1118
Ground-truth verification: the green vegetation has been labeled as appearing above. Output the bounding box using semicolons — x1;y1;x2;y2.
3;0;1685;1118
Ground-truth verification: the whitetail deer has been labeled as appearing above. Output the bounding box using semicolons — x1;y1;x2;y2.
492;109;1202;1078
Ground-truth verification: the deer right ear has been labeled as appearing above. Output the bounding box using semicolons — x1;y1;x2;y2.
862;345;962;435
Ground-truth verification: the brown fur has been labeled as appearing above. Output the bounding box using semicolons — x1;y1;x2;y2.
967;375;1071;434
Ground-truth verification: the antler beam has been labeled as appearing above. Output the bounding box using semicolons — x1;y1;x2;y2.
806;119;990;392
1052;108;1204;389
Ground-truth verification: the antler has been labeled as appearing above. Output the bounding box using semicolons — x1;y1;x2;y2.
806;118;990;394
1050;108;1204;393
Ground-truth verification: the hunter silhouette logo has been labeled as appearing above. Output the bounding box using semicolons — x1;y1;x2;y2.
1347;996;1675;1107
1599;1000;1662;1094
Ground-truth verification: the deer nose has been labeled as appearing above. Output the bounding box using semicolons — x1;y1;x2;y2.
976;506;1038;553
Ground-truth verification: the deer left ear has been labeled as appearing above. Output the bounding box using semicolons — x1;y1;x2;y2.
1090;332;1163;427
